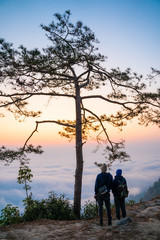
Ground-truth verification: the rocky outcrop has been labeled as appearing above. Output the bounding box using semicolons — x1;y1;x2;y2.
137;206;160;218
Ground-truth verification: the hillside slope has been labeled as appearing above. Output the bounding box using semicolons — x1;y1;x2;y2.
143;178;160;201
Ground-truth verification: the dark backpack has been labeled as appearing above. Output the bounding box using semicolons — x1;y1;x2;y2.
117;179;129;198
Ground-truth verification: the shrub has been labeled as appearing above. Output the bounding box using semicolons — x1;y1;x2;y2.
22;191;76;221
22;198;47;221
0;191;79;225
81;200;98;220
126;199;136;206
46;192;76;220
0;204;21;226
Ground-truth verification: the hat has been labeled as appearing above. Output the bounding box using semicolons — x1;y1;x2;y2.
101;163;107;173
116;169;122;176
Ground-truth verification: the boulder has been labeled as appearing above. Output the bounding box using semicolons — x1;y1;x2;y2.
112;217;132;226
137;206;160;218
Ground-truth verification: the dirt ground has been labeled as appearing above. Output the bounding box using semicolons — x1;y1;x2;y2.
0;197;160;240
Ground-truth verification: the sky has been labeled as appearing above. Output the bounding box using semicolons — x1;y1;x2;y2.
0;0;160;212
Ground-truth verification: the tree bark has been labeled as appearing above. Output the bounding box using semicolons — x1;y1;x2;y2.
74;84;83;219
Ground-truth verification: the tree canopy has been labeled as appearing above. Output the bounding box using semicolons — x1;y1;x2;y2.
0;10;159;218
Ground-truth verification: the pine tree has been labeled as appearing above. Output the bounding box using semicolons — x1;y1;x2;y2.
0;11;159;218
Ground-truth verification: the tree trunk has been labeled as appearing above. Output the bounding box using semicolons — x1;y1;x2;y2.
24;180;29;199
74;84;83;219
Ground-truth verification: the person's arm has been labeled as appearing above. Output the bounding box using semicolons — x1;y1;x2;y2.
124;177;128;190
112;178;118;194
107;173;113;192
94;175;99;195
110;174;113;190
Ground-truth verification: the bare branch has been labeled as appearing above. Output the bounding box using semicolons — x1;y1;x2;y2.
82;95;159;109
23;120;76;150
79;69;91;88
0;92;76;101
0;95;32;108
82;95;133;110
81;107;114;150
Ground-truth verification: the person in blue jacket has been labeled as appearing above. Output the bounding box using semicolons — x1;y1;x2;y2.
94;163;113;226
112;169;128;220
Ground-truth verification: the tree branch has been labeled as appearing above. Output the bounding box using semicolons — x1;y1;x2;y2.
92;64;142;94
79;69;91;89
0;95;32;108
82;95;133;110
81;107;114;150
23;120;76;150
81;95;159;109
0;92;76;102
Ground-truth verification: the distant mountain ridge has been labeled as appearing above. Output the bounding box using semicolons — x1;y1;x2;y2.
142;178;160;201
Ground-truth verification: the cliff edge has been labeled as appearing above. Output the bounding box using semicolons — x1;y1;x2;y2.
0;196;160;240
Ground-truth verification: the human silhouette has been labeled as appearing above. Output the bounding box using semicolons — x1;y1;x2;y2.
112;169;128;220
94;163;113;226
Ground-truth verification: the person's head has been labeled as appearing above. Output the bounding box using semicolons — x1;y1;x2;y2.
116;169;122;176
101;163;107;173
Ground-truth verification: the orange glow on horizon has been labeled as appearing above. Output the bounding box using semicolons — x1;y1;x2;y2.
1;115;159;147
0;97;159;147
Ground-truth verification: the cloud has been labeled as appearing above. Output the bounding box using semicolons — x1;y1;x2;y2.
0;183;25;212
0;141;160;212
0;197;8;208
128;187;141;196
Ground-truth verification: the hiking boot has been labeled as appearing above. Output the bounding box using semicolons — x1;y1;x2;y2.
100;221;103;226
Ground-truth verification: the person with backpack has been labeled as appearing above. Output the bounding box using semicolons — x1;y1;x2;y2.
112;169;129;220
94;163;113;226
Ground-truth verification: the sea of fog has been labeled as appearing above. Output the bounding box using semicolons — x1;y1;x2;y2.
0;139;160;213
